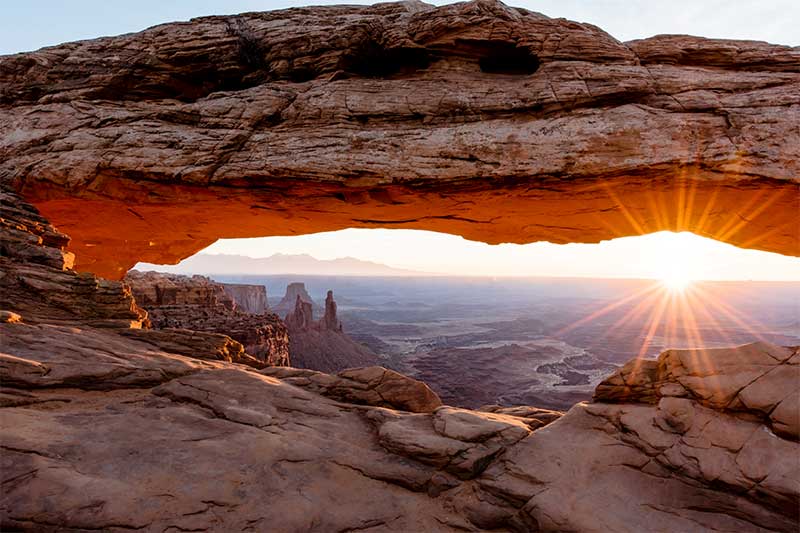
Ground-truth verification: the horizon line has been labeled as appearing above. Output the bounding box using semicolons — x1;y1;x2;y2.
133;267;800;284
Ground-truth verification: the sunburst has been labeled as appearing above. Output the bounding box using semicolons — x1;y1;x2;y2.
563;172;779;378
660;272;693;292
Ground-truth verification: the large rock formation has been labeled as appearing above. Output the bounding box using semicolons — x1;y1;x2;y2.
594;341;799;440
125;270;236;310
262;365;444;413
220;282;268;314
322;289;342;332
124;270;290;367
284;288;381;372
284;295;314;331
1;0;797;278
0;186;267;372
464;342;800;531
273;281;317;316
0;185;145;327
1;2;798;530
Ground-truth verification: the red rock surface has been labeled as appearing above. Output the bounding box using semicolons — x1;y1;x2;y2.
594;341;799;440
0;0;797;278
0;1;798;530
220;282;268;314
262;365;443;413
125;270;290;367
0;185;145;327
0;186;797;530
284;288;381;372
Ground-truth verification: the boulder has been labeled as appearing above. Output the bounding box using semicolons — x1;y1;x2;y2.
262;366;442;413
595;341;800;439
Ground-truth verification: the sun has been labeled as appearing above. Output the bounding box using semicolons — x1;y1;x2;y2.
660;271;693;292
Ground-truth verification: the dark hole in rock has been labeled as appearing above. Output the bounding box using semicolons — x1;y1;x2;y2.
478;42;540;75
342;39;430;78
226;19;268;70
288;67;317;83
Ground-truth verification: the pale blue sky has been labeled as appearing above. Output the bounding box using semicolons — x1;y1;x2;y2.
2;0;798;55
7;2;800;280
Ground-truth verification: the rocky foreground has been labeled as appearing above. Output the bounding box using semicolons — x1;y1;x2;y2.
2;319;798;531
1;188;798;531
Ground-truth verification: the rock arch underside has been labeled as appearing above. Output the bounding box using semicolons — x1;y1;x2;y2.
1;0;799;279
1;2;799;532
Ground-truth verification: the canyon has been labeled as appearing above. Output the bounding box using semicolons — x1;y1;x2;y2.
2;206;797;530
125;270;290;367
1;1;799;531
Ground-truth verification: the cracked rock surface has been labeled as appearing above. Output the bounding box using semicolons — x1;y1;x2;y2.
262;365;443;413
1;0;798;277
2;313;798;531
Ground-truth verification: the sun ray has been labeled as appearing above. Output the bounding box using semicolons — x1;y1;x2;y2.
698;291;771;343
645;190;669;235
554;282;662;336
681;177;699;233
717;189;787;244
579;285;667;355
664;288;681;349
737;221;796;250
628;287;671;376
682;288;737;348
694;184;723;235
601;183;647;236
677;289;722;396
595;285;666;340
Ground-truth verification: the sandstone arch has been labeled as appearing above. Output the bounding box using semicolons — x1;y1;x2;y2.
1;0;798;279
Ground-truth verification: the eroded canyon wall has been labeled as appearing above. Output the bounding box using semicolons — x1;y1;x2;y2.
124;270;290;367
221;282;268;314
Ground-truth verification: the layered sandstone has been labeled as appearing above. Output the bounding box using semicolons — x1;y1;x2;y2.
124;270;290;367
284;288;381;372
1;2;798;530
0;0;797;278
594;341;799;440
0;185;145;327
220;282;268;314
273;281;317;316
262;365;443;413
465;342;800;531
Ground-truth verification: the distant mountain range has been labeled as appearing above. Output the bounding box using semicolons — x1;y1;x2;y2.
135;253;427;277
